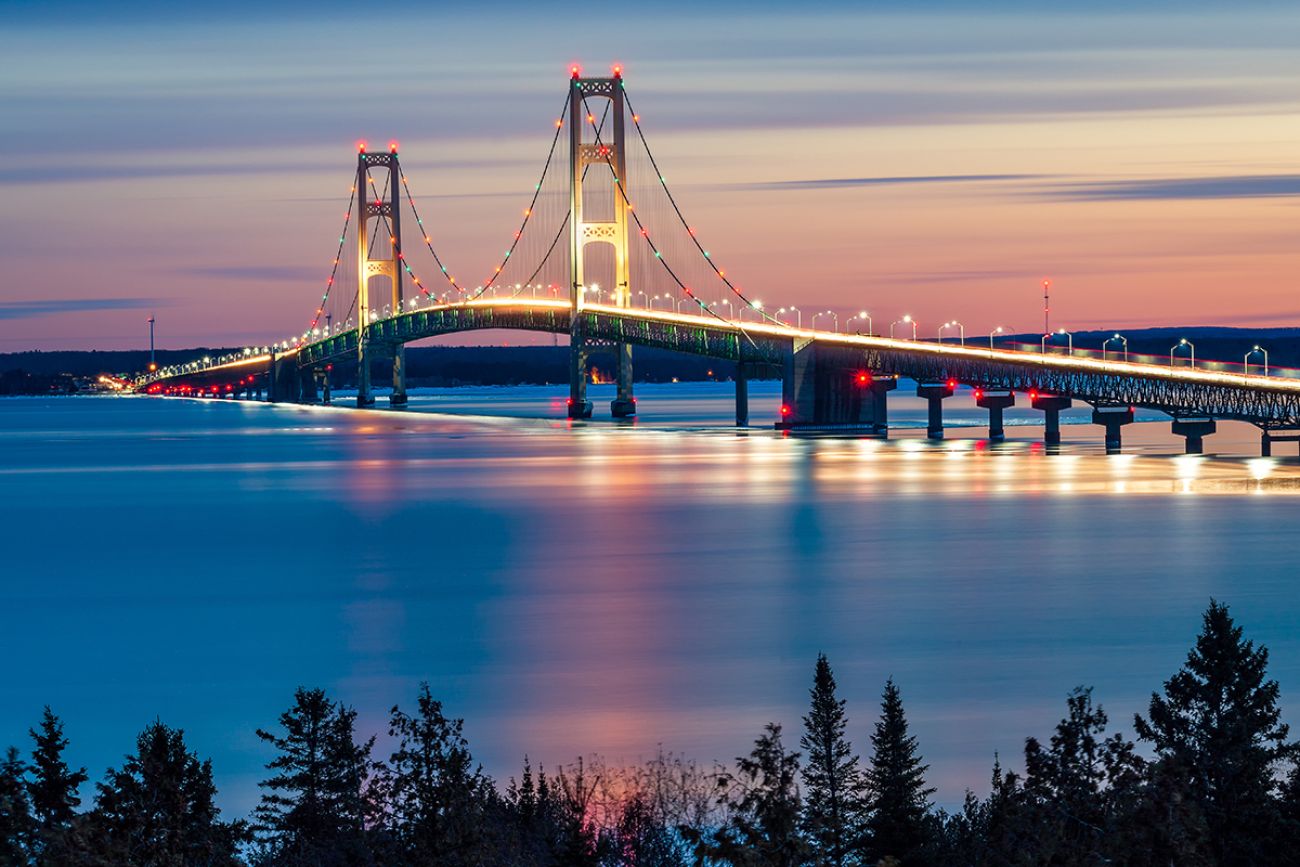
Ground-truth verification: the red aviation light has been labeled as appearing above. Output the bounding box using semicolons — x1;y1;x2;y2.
856;371;870;386
1029;389;1039;401
947;379;956;390
974;388;984;400
388;140;399;153
566;397;574;406
611;63;623;78
780;404;791;416
570;63;582;79
357;140;367;154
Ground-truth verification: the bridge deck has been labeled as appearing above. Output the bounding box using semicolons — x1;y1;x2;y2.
135;298;1300;426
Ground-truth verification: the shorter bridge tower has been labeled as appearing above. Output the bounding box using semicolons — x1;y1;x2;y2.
356;144;407;407
568;66;634;419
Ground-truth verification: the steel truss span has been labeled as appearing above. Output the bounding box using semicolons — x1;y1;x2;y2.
146;299;1300;429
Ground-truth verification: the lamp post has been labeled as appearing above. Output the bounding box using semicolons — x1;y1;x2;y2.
1103;333;1128;362
717;298;735;319
988;326;1005;351
677;296;692;314
1172;338;1195;368
849;311;872;335
939;320;965;346
742;300;764;322
813;310;839;332
777;306;802;327
890;315;916;340
1245;345;1268;376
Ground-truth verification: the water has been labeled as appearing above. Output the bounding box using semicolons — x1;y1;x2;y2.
3;382;1300;820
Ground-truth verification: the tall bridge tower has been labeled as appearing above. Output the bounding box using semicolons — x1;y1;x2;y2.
355;144;407;407
568;66;634;418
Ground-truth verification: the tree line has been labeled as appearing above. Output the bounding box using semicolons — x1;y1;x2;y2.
3;600;1300;865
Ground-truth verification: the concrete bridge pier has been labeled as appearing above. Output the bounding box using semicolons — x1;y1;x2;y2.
298;368;318;404
776;342;887;433
1092;406;1134;454
318;369;332;406
1031;394;1073;446
390;345;408;407
1172;418;1215;454
567;336;593;420
611;344;636;418
916;381;955;439
976;389;1015;441
869;377;896;437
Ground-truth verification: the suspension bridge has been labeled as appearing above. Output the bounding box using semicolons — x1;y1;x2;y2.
134;66;1300;456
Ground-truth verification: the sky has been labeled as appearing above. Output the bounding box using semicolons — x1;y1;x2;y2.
3;0;1299;350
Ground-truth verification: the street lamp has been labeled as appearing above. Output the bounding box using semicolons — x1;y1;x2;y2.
1171;338;1195;368
1041;328;1072;355
1245;345;1268;376
939;320;965;346
742;300;764;322
778;306;802;327
813;310;839;332
849;311;872;335
717;298;735;318
677;296;692;314
890;315;917;340
1103;333;1128;362
988;326;1006;351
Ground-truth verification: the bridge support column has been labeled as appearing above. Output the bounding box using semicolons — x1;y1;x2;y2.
1172;418;1215;454
976;390;1015;441
1092;406;1134;454
916;381;955;439
870;377;896;437
390;345;407;407
776;342;890;433
298;368;318;404
735;361;749;427
611;344;635;418
356;354;374;407
319;369;332;406
568;337;593;419
1031;394;1073;446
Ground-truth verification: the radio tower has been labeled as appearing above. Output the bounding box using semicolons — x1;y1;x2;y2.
148;313;156;371
1042;278;1051;335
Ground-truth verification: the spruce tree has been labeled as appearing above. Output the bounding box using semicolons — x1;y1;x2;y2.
800;653;865;866
691;722;808;867
0;747;34;866
90;720;244;864
864;679;935;865
254;687;376;865
26;707;86;861
384;683;489;865
1134;600;1295;865
1021;687;1145;865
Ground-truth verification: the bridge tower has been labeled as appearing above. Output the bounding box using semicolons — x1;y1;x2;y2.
568;65;634;419
355;144;407;408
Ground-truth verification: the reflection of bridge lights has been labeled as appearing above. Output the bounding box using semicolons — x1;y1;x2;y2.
1248;458;1275;481
1173;455;1202;481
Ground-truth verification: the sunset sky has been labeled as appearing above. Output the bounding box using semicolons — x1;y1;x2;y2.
4;0;1299;351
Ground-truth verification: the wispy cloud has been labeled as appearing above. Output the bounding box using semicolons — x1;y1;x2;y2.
1045;174;1300;201
179;265;321;282
738;174;1042;191
0;298;162;320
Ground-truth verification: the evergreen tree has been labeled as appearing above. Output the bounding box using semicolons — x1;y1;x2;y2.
26;707;86;862
690;722;808;867
1020;687;1145;865
1134;600;1295;865
864;679;934;865
383;683;491;865
89;720;245;865
800;653;865;867
0;747;34;866
253;687;377;866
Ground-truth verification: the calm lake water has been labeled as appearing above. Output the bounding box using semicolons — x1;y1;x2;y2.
3;381;1300;818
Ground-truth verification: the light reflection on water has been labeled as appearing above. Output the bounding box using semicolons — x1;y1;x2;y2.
2;385;1300;819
